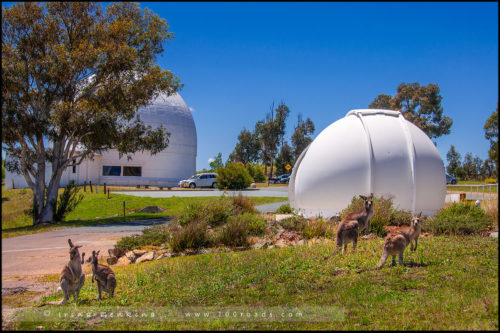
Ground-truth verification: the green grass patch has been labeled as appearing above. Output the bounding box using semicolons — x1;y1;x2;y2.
10;235;497;330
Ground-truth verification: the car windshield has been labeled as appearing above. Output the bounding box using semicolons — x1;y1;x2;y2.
188;175;200;180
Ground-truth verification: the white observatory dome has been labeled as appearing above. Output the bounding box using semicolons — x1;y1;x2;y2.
289;109;446;218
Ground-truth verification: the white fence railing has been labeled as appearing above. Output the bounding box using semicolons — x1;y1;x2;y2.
447;183;498;199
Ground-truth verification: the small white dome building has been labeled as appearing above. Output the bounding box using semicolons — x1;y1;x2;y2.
5;92;197;189
289;109;446;217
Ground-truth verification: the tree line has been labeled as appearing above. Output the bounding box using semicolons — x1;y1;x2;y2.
227;101;315;180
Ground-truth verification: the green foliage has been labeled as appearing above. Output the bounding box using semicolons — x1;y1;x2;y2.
369;82;453;140
216;162;253;190
229;129;261;164
279;215;308;232
209;153;224;171
275;142;294;175
340;195;412;237
426;202;491;235
237;212;267;236
291;114;315;159
302;218;335;239
178;197;233;227
484;177;497;184
169;221;211;253
53;181;84;222
484;106;498;177
276;203;293;214
216;217;249;247
245;163;266;183
116;225;171;251
446;145;464;179
177;201;205;226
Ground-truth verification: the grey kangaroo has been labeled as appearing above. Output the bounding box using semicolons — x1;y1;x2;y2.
376;212;422;268
59;239;85;304
334;193;374;255
88;250;117;300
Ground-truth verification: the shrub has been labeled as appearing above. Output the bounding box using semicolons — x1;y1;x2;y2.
484;177;497;184
279;215;307;232
482;199;498;228
426;202;491;235
216;162;253;190
276;203;293;214
233;212;267;236
217;217;249;247
302;218;335;239
53;181;84;222
169;221;211;252
340;195;413;237
177;201;204;226
116;224;171;251
232;193;257;214
253;164;266;183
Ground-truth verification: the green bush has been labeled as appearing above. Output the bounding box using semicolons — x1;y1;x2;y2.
217;217;249;247
169;221;211;253
253;164;266;183
339;195;412;237
231;193;257;214
116;224;171;251
216;162;253;190
426;202;490;235
230;212;267;236
53;180;84;222
178;197;234;227
484;177;497;184
302;218;335;239
279;215;307;232
276;203;293;214
177;201;204;226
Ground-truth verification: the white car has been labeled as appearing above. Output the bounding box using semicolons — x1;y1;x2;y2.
178;173;218;189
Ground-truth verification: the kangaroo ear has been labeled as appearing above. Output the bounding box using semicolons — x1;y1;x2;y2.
96;250;100;256
86;257;92;263
370;193;374;198
359;195;366;200
68;239;74;248
75;245;82;249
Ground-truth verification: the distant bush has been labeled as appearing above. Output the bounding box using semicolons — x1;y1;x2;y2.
484;178;497;184
302;218;335;239
245;163;266;183
231;193;257;214
279;215;308;232
217;217;249;247
426;202;490;235
340;195;412;237
169;221;211;252
117;224;171;251
276;203;293;214
53;180;84;222
216;162;253;190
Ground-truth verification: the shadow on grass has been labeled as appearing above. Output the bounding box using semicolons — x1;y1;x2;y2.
2;213;171;238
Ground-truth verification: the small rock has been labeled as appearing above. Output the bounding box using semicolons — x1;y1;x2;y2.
250;182;256;189
274;239;286;248
361;233;376;240
135;251;156;264
184;248;197;256
133;249;147;257
199;249;211;255
490;231;498;238
252;241;266;250
275;214;294;222
117;256;131;265
297;239;305;245
155;252;172;260
107;256;118;265
125;251;137;262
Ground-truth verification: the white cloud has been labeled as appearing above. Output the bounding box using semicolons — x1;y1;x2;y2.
208;157;215;163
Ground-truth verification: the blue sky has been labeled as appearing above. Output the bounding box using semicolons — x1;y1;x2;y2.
146;1;498;170
3;2;498;172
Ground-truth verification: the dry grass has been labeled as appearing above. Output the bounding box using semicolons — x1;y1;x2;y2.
481;199;498;228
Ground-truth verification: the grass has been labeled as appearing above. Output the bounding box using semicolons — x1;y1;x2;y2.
8;235;497;330
447;180;498;194
1;186;285;238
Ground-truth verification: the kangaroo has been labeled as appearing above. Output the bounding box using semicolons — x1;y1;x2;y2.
376;212;422;268
88;250;117;300
59;239;85;305
334;193;374;255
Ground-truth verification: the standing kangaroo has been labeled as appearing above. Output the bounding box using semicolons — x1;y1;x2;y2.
88;250;117;300
59;239;85;305
376;212;422;268
334;193;374;255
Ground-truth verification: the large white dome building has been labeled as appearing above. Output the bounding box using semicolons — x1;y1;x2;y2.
289;109;446;217
5;92;197;189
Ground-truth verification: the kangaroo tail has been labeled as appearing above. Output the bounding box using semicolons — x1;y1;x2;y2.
376;250;389;269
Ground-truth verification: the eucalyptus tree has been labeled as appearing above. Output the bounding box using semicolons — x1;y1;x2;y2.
291;114;315;159
2;2;181;224
484;105;498;177
369;82;453;140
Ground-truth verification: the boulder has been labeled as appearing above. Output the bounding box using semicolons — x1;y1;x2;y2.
155;252;172;260
135;251;156;264
108;247;125;258
138;206;165;213
117;256;131;265
107;256;118;265
133;249;146;257
125;251;137;262
250;183;256;189
275;214;295;222
252;241;266;250
274;239;286;248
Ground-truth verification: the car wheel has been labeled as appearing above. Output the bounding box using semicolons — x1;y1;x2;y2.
189;183;196;189
212;182;217;189
451;180;457;185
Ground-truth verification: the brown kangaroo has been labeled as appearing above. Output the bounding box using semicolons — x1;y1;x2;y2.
376;212;422;268
59;239;85;304
334;193;374;255
88;250;117;300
